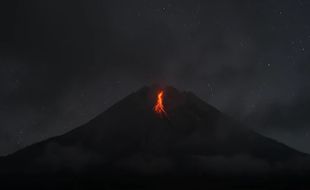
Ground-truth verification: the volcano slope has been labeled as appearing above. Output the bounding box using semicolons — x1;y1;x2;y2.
1;85;310;189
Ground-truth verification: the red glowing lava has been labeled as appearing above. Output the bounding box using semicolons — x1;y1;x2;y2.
154;90;167;116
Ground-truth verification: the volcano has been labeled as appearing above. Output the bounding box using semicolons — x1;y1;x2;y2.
1;85;310;189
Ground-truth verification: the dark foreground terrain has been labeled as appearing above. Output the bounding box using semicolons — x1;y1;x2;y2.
2;173;310;189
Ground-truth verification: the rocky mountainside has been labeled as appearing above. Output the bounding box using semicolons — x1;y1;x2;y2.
1;85;309;189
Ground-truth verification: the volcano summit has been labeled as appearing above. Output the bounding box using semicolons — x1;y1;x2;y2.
1;85;310;189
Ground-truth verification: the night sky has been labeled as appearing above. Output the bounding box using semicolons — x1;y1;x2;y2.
0;0;310;156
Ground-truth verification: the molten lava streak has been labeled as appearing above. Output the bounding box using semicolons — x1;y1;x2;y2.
154;90;167;116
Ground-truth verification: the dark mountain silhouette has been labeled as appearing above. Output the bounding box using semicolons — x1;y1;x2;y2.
1;85;310;189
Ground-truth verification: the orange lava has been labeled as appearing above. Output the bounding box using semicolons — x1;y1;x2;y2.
154;90;167;116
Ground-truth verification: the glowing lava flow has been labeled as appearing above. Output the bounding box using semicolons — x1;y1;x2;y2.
154;90;167;116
